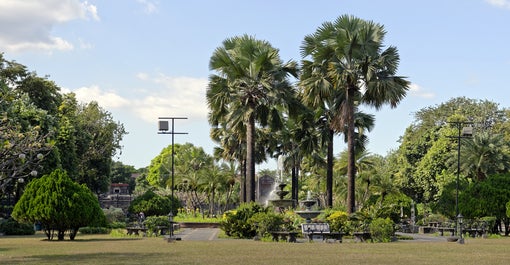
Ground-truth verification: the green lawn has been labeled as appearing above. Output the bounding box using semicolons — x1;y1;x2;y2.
1;233;509;265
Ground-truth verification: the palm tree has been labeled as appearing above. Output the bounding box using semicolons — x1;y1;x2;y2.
207;35;298;202
459;132;510;181
300;15;409;213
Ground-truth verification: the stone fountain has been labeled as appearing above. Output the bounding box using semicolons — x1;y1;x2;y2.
267;181;294;211
295;191;322;223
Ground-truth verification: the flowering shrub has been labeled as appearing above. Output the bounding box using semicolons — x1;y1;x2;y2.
220;202;267;238
325;210;349;232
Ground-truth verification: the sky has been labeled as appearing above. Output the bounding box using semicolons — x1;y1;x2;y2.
1;0;509;170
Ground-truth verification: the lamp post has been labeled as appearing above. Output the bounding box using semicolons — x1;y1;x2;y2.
447;121;472;237
158;117;187;242
457;213;464;244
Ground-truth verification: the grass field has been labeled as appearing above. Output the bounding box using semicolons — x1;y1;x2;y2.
1;233;509;265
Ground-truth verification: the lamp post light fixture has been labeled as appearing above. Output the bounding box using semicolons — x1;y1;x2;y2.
457;213;464;244
158;117;187;242
447;121;473;236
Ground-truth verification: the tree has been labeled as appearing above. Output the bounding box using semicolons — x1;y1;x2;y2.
459;132;510;181
73;101;127;194
12;169;105;240
459;174;510;235
128;190;180;217
207;35;298;202
300;15;409;213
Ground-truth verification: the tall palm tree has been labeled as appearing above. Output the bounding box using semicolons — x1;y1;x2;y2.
207;35;298;202
300;15;409;213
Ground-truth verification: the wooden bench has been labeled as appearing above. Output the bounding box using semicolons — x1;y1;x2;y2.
352;231;372;242
268;231;298;243
301;223;343;243
437;227;455;236
126;227;148;236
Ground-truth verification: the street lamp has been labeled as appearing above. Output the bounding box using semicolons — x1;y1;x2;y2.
447;121;472;237
158;117;187;242
457;213;464;244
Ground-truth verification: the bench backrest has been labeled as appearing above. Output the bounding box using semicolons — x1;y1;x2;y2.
301;223;330;233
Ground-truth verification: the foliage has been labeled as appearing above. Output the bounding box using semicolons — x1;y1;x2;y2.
78;226;110;234
0;218;35;235
12;169;106;240
325;210;349;232
128;190;181;217
300;14;409;212
392;97;510;205
143;215;171;236
207;34;299;203
220;202;268;238
103;206;127;223
369;217;395;243
247;212;285;238
507;201;510;218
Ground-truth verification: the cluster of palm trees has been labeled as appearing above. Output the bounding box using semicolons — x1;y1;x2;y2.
206;15;410;213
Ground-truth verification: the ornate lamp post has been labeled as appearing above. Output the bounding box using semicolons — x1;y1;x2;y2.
158;117;187;242
457;213;464;244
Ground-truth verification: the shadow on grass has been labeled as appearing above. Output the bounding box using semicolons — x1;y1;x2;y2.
12;252;184;265
39;237;145;242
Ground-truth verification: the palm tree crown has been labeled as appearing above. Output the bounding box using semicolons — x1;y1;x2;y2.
207;35;298;202
300;15;409;213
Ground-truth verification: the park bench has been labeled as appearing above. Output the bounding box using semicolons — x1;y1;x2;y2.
126;227;148;236
352;231;372;242
437;227;455;236
301;223;343;243
268;231;298;243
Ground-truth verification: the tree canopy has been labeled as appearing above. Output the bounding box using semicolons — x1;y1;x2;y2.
12;169;105;240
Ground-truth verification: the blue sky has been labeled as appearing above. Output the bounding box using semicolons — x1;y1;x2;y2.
1;0;509;169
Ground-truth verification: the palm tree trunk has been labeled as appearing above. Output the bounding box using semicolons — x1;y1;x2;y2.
326;129;334;208
346;85;357;214
246;115;256;202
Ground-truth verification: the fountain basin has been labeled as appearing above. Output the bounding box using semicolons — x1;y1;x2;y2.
268;199;294;209
295;210;322;222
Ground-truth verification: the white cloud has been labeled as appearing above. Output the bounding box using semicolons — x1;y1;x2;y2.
136;0;159;14
409;83;435;99
73;85;130;109
485;0;510;9
0;0;99;52
63;74;208;124
133;73;208;123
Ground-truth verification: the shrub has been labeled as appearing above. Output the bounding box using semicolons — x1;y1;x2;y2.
325;210;349;232
0;218;35;235
144;215;171;236
369;217;394;242
220;202;267;238
79;227;110;234
103;207;127;223
248;212;284;238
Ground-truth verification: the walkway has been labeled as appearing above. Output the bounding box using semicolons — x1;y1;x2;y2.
173;228;446;242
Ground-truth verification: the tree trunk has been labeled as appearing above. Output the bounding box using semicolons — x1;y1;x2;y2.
326;129;334;208
346;85;357;214
246;115;256;202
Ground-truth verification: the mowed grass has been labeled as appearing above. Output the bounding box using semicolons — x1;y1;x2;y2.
1;233;509;265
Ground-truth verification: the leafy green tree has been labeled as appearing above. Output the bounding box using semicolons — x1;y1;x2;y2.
393;97;509;205
12;169;105;240
459;173;510;235
110;161;136;193
73;101;126;194
300;15;409;213
207;34;298;202
128;190;180;217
